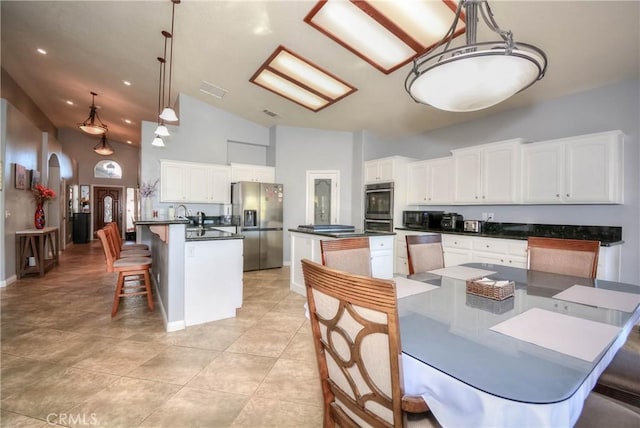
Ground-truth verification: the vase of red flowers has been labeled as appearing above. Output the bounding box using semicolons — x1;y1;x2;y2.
33;183;56;229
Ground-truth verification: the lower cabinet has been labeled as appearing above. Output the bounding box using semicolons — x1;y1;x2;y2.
394;230;437;275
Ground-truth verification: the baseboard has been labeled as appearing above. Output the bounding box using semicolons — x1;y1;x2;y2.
0;275;17;288
152;275;186;332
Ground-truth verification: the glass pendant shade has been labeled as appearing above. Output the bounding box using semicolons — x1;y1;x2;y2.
405;0;547;112
93;134;115;156
152;136;165;147
154;124;170;137
408;47;546;112
159;107;178;122
78;92;108;135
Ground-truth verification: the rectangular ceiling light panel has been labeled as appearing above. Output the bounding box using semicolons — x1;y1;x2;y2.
250;46;356;112
305;0;465;74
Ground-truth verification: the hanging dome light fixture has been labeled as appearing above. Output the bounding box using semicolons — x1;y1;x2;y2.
405;0;547;112
93;133;115;156
159;0;180;122
78;91;108;135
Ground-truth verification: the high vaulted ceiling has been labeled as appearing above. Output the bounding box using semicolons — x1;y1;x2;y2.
1;1;638;148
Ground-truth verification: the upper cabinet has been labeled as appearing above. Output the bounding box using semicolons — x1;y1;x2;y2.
452;139;525;204
522;130;624;204
160;160;231;204
230;163;275;183
406;157;453;205
364;158;397;183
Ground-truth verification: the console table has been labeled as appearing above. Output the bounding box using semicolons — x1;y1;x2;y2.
16;227;59;279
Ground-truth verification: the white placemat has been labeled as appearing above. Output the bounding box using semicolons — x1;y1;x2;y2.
490;307;620;362
553;285;640;313
393;276;438;298
428;265;496;281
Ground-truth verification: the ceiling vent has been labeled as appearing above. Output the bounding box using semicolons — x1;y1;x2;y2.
262;109;279;118
200;80;228;99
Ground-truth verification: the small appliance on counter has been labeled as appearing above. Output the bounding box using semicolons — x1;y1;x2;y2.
402;210;444;230
441;213;464;231
464;220;483;233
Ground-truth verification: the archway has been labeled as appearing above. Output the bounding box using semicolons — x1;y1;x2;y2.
48;154;62;247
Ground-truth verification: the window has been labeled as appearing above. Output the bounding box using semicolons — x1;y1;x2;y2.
94;160;122;179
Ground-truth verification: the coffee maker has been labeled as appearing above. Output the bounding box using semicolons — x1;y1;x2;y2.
441;213;464;231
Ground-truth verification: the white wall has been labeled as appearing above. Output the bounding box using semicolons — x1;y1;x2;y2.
140;93;270;216
365;80;640;284
275;125;355;263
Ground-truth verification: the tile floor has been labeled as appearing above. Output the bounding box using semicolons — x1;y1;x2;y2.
1;240;325;427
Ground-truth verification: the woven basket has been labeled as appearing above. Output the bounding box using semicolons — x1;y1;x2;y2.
466;279;514;301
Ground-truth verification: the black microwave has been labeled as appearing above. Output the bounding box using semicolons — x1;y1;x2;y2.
402;211;444;230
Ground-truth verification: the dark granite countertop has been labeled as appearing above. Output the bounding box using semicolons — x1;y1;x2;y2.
396;222;623;246
135;219;190;225
186;227;244;241
289;228;395;238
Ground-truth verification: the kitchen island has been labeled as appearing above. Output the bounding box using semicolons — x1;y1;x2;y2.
289;228;395;295
136;220;244;331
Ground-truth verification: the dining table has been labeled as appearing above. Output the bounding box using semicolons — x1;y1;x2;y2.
396;263;640;428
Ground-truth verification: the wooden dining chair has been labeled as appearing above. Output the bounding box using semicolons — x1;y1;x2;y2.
320;237;372;277
96;229;154;317
406;234;445;275
594;326;640;408
301;259;431;427
527;237;600;278
575;391;640;427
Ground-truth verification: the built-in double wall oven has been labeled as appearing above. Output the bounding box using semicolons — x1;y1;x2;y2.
364;182;394;232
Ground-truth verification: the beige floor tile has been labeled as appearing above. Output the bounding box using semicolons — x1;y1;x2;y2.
256;311;305;335
280;324;316;362
0;410;48;427
72;339;165;375
226;327;296;358
187;352;276;395
127;346;220;385
162;324;244;351
1;357;67;399
139;387;249;428
230;396;323;428
0;367;119;420
66;377;180;428
255;358;323;406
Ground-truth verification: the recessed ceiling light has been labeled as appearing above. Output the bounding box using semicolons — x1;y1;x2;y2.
250;46;356;112
37;48;47;55
124;119;132;124
122;80;132;86
126;140;133;145
66;100;74;105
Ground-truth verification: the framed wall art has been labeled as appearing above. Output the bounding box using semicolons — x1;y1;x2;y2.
14;163;26;190
30;170;41;190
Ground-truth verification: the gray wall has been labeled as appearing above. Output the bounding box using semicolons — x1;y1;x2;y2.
365;80;640;284
274;126;356;262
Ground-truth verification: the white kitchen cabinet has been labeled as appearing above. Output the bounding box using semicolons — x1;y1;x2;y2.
452;139;525;204
160;160;189;202
160;160;231;203
406;157;453;205
522;130;624;204
471;237;527;268
441;234;474;266
230;162;275;183
364;157;400;183
369;236;394;279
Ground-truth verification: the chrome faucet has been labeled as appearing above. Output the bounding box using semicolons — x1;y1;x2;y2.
176;204;188;219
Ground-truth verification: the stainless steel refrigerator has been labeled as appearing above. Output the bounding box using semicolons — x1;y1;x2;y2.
232;182;284;271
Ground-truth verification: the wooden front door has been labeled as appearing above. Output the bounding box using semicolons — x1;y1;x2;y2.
93;187;122;236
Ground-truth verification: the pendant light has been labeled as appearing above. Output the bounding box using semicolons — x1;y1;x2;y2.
154;55;170;137
78;91;108;135
405;0;547;112
93;133;115;156
159;0;180;122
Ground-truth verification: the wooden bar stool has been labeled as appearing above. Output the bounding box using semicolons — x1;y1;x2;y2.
104;225;151;258
105;222;149;251
96;229;154;317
